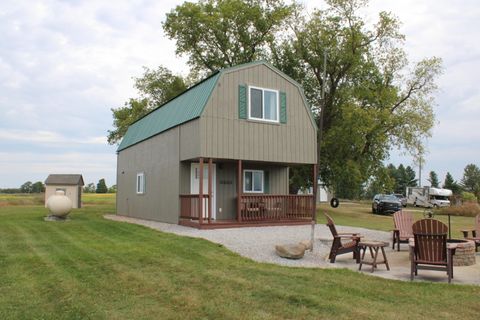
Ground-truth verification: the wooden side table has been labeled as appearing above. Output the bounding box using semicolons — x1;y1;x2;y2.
358;241;390;273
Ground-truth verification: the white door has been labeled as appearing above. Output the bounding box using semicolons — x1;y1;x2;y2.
190;163;216;219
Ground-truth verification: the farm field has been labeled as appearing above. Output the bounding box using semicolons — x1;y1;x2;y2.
0;194;479;319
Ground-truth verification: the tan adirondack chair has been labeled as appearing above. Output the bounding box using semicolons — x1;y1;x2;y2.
410;219;455;283
392;211;414;251
324;213;361;263
461;214;480;252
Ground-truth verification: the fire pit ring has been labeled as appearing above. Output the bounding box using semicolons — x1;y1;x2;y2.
447;239;476;267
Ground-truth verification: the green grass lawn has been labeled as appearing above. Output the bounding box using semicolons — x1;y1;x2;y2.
1;194;479;319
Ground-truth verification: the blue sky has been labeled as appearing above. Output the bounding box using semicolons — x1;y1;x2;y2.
0;0;479;188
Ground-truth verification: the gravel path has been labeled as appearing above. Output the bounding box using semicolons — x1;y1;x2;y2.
104;215;480;285
104;214;390;268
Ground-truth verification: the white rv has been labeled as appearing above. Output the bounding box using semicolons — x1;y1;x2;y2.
406;186;452;208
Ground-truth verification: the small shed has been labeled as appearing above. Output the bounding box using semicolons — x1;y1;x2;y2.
45;174;84;208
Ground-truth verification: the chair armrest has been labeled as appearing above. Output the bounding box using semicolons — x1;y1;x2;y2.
337;233;361;237
334;234;362;240
447;247;456;256
461;229;475;238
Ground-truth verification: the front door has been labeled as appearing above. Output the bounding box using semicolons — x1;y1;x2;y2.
190;163;216;219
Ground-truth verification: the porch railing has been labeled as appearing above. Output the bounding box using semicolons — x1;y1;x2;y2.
179;194;210;220
240;194;314;221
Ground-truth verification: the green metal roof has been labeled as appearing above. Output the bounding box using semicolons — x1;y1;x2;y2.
117;72;220;151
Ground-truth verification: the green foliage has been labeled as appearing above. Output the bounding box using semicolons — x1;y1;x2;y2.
83;182;96;193
31;181;45;193
443;172;461;194
384;163;416;195
163;0;295;75
134;66;188;107
289;165;313;194
17;181;44;194
96;179;108;194
461;191;478;202
364;166;395;198
20;181;33;193
460;163;480;197
108;67;187;145
108;184;117;193
272;0;441;192
428;171;439;188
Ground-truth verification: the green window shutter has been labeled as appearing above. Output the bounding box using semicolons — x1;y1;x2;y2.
279;91;287;123
238;85;247;119
263;171;269;194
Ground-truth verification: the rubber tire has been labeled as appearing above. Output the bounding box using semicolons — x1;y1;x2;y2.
330;197;339;208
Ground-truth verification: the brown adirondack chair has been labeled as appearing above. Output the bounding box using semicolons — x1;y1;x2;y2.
392;211;414;251
324;213;361;263
410;219;455;283
461;214;480;252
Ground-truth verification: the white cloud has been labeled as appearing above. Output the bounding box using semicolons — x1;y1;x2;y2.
0;0;479;189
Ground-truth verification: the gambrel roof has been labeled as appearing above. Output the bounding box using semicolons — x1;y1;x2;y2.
117;61;316;152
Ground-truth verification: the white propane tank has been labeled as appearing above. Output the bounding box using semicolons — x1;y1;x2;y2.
46;190;72;217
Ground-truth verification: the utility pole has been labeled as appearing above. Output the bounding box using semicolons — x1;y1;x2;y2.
311;50;327;252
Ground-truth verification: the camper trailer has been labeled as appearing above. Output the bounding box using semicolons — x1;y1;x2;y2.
406;186;452;208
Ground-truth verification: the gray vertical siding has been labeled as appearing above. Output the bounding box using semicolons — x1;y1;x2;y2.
200;64;317;164
179;119;200;161
116;127;180;223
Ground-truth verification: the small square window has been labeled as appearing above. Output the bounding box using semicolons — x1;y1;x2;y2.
248;86;278;122
243;170;263;193
136;173;145;194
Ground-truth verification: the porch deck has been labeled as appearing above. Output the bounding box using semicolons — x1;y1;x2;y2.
179;194;315;229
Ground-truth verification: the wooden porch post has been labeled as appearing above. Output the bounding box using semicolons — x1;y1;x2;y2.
237;160;242;222
208;158;212;224
312;164;318;221
199;157;204;225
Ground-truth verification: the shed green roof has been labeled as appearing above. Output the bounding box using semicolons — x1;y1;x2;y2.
117;72;220;151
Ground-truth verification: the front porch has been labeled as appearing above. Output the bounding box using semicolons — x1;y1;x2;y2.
178;158;317;229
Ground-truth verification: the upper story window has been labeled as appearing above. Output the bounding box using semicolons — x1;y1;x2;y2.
136;172;145;194
243;170;264;193
248;86;279;122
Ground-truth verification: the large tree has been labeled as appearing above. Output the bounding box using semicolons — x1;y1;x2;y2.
163;0;295;75
271;0;441;193
443;172;460;194
96;179;108;194
108;67;188;145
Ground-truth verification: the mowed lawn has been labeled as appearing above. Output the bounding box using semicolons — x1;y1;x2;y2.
1;195;479;319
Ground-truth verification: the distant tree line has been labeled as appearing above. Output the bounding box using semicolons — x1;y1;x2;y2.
83;179;116;194
0;179;117;194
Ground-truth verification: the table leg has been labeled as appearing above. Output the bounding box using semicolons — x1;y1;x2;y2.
371;247;379;273
359;246;366;271
381;246;390;271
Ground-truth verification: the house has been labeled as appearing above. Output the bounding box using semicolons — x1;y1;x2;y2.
116;61;317;228
45;174;84;208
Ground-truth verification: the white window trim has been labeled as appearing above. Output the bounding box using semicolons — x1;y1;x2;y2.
248;85;279;123
136;172;145;194
243;169;264;193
